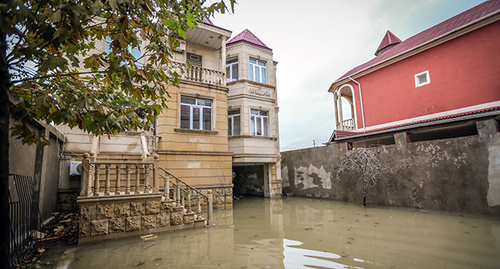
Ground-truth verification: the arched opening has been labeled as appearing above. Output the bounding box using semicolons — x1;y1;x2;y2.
334;85;356;131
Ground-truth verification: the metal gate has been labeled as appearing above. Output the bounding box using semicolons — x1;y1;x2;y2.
8;174;41;268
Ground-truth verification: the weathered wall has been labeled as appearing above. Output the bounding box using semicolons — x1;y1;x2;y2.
281;121;500;215
9;119;65;222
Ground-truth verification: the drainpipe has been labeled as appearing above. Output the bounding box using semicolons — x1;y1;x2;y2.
348;76;366;133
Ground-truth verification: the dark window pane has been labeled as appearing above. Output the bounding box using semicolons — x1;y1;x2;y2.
193;107;200;129
181;96;196;104
203;108;211;130
180;105;190;129
234;115;240;135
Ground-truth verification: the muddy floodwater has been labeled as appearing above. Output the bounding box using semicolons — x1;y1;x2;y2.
41;196;500;268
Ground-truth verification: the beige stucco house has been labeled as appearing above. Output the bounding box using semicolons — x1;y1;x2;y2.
225;29;282;198
57;22;282;219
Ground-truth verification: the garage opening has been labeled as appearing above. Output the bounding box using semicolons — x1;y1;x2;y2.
233;165;267;197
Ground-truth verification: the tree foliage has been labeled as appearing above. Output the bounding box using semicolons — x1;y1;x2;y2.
1;0;235;144
336;145;391;207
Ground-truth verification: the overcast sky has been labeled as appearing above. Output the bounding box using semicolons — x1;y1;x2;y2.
211;0;485;151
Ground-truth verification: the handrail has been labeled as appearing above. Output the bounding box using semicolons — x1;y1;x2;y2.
159;166;208;200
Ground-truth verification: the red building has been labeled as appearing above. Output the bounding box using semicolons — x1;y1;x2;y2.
329;0;500;146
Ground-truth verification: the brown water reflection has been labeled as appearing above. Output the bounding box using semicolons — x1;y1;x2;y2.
42;197;500;268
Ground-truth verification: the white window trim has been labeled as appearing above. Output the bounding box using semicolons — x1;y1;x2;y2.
228;109;240;136
415;70;430;87
180;96;213;131
250;109;269;136
249;58;267;84
226;58;238;82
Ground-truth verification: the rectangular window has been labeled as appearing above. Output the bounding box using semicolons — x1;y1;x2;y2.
226;58;238;82
249;59;267;84
415;70;430;87
228;110;241;136
180;96;212;130
250;110;268;136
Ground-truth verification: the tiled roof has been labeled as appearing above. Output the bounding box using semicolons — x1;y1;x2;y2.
226;29;272;51
375;30;402;56
333;106;500;140
334;0;500;84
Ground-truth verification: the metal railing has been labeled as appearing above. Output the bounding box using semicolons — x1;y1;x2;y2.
159;167;213;226
8;174;41;268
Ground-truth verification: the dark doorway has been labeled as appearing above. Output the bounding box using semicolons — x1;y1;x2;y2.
233;165;265;197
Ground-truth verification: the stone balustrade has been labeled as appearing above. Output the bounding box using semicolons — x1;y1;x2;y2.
342;118;355;130
170;62;225;86
77;153;214;243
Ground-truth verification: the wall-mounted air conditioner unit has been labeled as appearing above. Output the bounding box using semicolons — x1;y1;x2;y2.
175;39;186;52
70;161;83;176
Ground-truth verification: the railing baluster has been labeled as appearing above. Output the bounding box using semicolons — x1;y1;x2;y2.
197;196;201;214
94;164;100;196
186;189;192;213
144;164;150;193
176;180;181;205
135;164;140;194
164;174;170;199
115;164;121;195
105;165;111;196
125;164;131;194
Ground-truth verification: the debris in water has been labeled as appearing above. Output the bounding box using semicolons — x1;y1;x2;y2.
154;258;162;262
134;261;145;266
140;234;158;241
304;227;313;230
329;220;337;223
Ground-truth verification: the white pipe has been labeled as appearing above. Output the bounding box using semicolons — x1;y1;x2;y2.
348;76;366;132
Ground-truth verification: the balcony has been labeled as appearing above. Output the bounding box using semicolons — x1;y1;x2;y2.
171;62;225;86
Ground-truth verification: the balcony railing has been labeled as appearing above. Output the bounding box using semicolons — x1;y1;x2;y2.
170;62;225;86
342;119;355;131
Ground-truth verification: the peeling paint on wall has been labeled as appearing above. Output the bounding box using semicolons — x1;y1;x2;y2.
487;139;500;206
281;166;290;188
294;164;331;190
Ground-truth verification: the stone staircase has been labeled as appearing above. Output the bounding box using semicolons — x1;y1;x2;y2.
76;135;213;243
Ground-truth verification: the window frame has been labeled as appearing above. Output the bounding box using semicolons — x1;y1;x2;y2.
180;96;212;131
228;109;241;136
249;58;267;84
414;70;430;87
226;58;239;82
250;109;269;137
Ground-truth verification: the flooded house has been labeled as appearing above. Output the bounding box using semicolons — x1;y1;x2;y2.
51;19;282;242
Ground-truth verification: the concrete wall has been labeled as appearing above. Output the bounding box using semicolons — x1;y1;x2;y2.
9;119;65;222
281;120;500;215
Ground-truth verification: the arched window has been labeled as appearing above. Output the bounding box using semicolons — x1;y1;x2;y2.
334;84;357;131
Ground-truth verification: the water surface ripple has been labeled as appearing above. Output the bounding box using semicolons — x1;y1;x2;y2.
42;196;500;268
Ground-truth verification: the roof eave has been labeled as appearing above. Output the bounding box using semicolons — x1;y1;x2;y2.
328;11;500;93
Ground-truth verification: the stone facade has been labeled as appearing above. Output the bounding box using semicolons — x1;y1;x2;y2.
78;195;202;243
226;30;282;198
